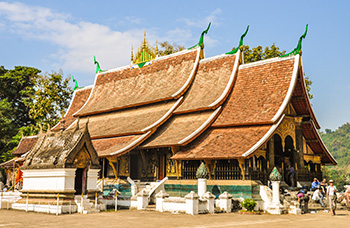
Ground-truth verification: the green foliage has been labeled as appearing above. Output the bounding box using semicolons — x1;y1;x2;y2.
240;198;257;212
320;122;350;191
0;66;73;164
242;44;285;64
158;41;185;56
25;70;73;130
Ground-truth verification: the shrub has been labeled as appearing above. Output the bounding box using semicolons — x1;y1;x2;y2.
240;198;257;212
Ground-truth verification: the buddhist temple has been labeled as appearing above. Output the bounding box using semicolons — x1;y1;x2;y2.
1;25;337;199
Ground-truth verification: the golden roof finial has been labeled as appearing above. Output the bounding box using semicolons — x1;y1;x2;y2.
156;40;159;55
131;45;134;62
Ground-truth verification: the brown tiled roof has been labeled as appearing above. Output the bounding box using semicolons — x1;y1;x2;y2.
172;125;273;160
12;136;38;156
175;54;237;113
52;87;92;131
213;57;295;127
92;133;151;157
302;121;337;165
75;100;181;139
141;107;221;148
0;157;24;168
74;48;200;117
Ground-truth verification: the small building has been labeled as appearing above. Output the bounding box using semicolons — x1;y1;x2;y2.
12;123;100;213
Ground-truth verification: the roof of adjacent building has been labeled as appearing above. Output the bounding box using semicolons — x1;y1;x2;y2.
11;135;38;156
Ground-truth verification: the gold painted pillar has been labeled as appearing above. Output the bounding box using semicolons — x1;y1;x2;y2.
238;158;245;180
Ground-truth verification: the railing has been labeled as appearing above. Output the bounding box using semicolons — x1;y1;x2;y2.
214;160;242;180
297;170;323;182
248;170;268;184
182;161;200;179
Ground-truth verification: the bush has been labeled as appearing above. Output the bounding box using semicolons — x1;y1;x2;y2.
240;198;257;212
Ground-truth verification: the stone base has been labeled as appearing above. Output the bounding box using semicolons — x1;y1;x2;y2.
266;204;285;215
12;203;78;214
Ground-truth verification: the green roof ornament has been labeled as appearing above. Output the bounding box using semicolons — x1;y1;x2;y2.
196;162;209;179
269;167;282;181
280;24;308;57
94;56;102;73
188;22;211;50
72;75;79;90
226;25;249;55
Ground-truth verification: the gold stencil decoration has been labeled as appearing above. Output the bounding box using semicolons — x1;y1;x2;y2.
166;151;177;177
275;117;296;148
119;155;129;176
73;147;91;168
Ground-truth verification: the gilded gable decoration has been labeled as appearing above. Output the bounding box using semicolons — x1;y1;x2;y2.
131;30;158;67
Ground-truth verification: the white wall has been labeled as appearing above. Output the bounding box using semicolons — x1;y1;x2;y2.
22;169;76;191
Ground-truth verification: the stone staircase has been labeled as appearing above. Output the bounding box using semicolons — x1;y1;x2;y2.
74;195;100;214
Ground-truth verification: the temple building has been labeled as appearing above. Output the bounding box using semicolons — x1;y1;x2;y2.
1;26;336;197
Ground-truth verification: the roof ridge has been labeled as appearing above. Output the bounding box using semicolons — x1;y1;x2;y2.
98;47;199;75
239;55;296;69
199;53;234;63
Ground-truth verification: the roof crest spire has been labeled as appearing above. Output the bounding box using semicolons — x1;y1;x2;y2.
188;22;211;50
280;24;308;57
94;56;102;73
72;75;79;90
226;25;249;55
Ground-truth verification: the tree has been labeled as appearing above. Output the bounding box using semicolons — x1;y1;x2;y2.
25;70;73;130
158;41;185;56
0;66;73;164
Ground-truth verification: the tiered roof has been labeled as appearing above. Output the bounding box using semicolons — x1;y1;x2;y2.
10;30;336;165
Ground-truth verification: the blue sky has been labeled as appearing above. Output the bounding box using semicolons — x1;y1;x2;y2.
0;1;349;131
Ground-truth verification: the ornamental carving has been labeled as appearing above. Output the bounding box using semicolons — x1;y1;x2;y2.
73;147;91;169
275;117;296;148
196;162;209;179
269;167;282;181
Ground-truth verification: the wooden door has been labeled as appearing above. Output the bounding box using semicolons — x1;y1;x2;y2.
158;154;166;180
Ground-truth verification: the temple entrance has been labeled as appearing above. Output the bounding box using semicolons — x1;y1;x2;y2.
130;154;139;179
74;168;87;195
158;154;166;180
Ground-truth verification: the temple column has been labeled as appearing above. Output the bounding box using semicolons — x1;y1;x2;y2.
295;117;304;172
268;137;275;173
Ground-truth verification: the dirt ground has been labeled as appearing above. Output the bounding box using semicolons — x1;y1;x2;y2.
0;209;349;228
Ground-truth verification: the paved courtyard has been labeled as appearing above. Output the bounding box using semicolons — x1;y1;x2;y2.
0;209;350;228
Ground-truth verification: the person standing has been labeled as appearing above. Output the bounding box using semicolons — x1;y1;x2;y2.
326;180;337;215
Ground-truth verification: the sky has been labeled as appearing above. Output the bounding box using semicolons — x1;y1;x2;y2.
0;1;349;131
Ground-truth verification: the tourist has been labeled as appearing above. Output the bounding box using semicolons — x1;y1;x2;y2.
297;188;309;213
326;180;337;215
312;186;325;207
2;185;8;192
311;178;320;191
288;166;296;187
345;185;350;208
320;178;327;196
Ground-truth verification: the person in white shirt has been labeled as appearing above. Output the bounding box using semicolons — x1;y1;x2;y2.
326;180;337;215
312;186;325;207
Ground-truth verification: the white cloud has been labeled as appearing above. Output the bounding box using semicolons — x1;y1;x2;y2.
0;2;143;74
0;2;222;78
178;8;222;28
